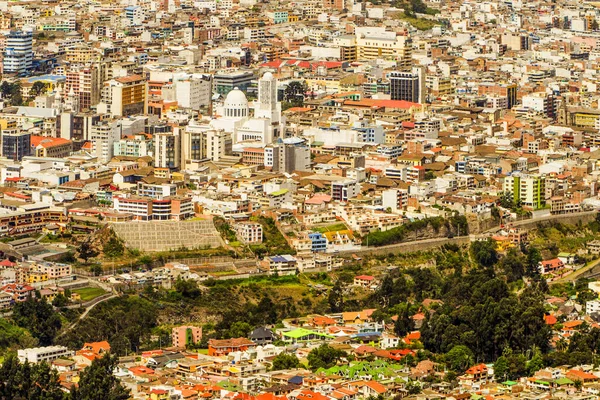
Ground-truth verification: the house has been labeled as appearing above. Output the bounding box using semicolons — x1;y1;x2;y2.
208;338;257;356
558;252;577;266
249;327;277;345
346;381;387;397
268;255;297;275
461;364;489;383
539;258;564;274
566;369;599;383
353;275;375;288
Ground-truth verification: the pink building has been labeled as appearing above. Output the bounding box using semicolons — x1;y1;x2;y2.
172;326;202;348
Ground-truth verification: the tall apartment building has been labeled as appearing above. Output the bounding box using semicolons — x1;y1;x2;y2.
3;30;33;75
503;174;546;210
355;27;412;66
64;64;106;111
161;75;212;111
1;130;31;161
264;143;311;173
390;67;426;104
331;179;360;202
101;75;147;117
172;326;202;348
90;120;122;163
154;128;181;169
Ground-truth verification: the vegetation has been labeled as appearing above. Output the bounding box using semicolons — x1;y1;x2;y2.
282;81;309;110
362;215;468;246
307;344;347;370
249;216;295;257
272;352;301;370
312;223;348;233
12;296;62;346
214;216;237;243
0;353;129;400
58;296;158;355
72;287;107;302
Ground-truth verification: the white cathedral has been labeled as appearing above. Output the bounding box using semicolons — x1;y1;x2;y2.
211;72;284;146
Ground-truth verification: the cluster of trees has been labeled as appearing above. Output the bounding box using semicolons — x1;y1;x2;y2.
12;296;62;346
0;81;23;106
282;81;309;110
0;353;129;400
362;215;468;247
58;296;158;355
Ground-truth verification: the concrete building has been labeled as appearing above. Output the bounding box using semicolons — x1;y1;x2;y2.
1;131;31;161
3;30;33;75
390;67;426;104
172;326;202;348
18;346;74;364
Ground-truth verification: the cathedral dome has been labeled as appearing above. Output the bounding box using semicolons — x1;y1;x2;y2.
223;87;249;118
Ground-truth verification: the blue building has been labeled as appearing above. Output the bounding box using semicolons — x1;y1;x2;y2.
308;232;327;253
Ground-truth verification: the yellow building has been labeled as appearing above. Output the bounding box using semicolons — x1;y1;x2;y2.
355;28;412;65
28;271;48;283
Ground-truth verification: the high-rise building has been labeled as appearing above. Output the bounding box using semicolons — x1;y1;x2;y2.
3;31;33;75
503;174;546;210
154;127;181;169
389;67;426;104
101;75;147;117
1;130;31;161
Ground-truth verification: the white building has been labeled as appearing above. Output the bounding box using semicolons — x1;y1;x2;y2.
18;346;74;363
3;31;33;75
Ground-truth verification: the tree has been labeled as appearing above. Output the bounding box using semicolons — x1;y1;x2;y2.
0;354;67;400
52;293;68;307
71;354;130;400
30;81;47;97
174;278;201;299
444;345;473;373
328;281;344;312
12;296;62;346
470;239;498;269
272;352;301;371
525;246;542;278
307;344;347;370
394;303;415;337
527;352;544;376
78;240;98;263
103;237;124;258
494;356;508;382
227;321;252;338
284;81;307;103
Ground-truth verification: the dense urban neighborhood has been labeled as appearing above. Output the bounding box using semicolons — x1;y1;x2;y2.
4;0;600;397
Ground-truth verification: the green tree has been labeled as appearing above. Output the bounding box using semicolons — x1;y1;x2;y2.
174;278;201;299
0;354;67;400
227;321;252;338
444;345;473;373
525;246;542;278
30;81;47;97
494;355;508;382
470;239;498;269
52;293;68;307
12;296;61;346
272;352;301;371
527;352;544;376
103;237;124;258
393;303;415;337
71;354;130;400
284;81;307;103
77;240;98;263
307;344;347;370
328;281;344;312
